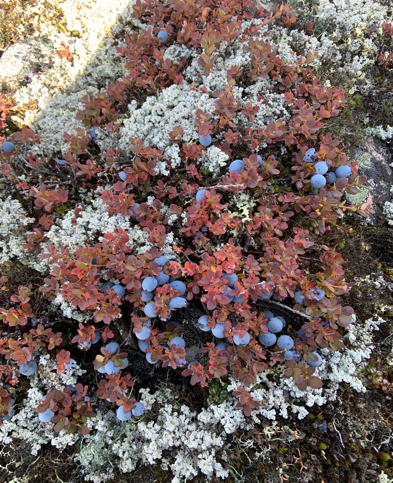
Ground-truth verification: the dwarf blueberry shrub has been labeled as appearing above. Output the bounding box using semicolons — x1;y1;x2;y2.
0;2;377;470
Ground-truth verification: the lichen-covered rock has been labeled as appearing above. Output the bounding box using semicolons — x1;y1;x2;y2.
0;38;55;92
346;137;393;223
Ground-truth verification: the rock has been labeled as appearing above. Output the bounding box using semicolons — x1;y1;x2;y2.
0;38;55;93
346;137;393;224
256;0;283;13
185;345;201;363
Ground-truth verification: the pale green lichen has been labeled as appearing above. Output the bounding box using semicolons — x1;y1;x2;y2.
345;185;370;205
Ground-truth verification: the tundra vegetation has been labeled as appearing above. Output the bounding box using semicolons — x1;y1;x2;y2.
0;0;392;481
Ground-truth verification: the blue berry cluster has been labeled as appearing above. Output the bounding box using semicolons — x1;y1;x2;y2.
304;148;352;190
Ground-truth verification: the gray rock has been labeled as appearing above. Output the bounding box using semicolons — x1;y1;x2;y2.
0;38;55;92
346;137;393;224
185;345;202;363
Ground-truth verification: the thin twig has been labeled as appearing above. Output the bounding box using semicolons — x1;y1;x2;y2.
265;300;313;320
332;421;345;448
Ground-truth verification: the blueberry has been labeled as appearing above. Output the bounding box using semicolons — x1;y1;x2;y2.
263;311;274;320
102;281;114;292
19;360;37;376
54;157;67;165
267;317;283;333
78;340;91;351
90;127;97;140
326;172;337;184
307;352;322;367
197;315;211;332
276;316;286;327
298;328;307;341
112;284;125;296
138;340;150;352
119;171;127;181
216;342;229;351
38;408;54;423
222;273;238;288
196;189;206;203
64;359;78;370
222;287;234;302
228;159;245;174
257;155;264;168
105;342;120;354
284;350;300;361
232;295;245;303
2;142;15;153
144;302;157;318
233;332;250;346
157;31;168;42
142;277;158;292
168;297;187;310
97;365;107;374
199;134;212;147
304;148;317;163
169;336;186;348
146;352;159;364
259;332;277;347
1;409;15;421
335;165;351;178
131;402;145;417
130;203;140;218
310;174;326;189
155;272;170;285
105;359;123;375
141;290;154;302
169;280;186;295
277;335;294;350
259;286;273;300
91;330;101;344
135;326;151;340
212;323;226;338
116;406;132;421
294;291;305;305
154;256;169;267
314;161;328;175
310;287;325;301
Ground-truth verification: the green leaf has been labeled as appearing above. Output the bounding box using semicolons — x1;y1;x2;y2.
308;375;323;389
